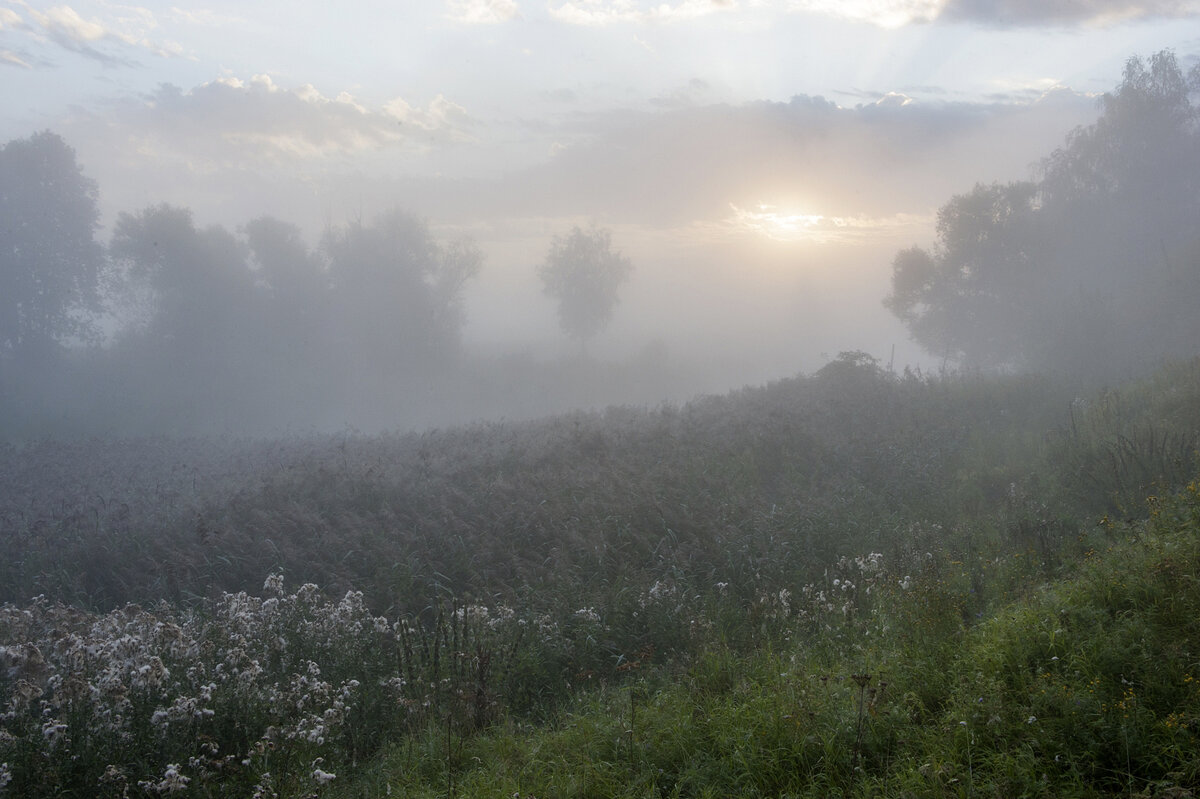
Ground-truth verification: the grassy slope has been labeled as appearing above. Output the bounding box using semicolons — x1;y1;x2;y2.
3;356;1200;797
341;481;1200;798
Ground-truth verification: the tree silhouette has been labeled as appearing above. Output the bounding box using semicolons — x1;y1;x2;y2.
885;50;1200;379
321;209;482;370
538;225;633;352
0;131;104;360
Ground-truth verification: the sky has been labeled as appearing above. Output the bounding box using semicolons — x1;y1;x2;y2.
4;0;1200;390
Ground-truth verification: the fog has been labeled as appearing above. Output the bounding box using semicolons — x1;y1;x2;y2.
2;2;1200;438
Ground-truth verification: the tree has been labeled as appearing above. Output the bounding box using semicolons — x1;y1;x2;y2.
0;131;104;360
110;204;255;349
538;225;633;351
108;204;265;431
243;216;331;392
321;209;482;370
886;50;1200;379
884;181;1042;370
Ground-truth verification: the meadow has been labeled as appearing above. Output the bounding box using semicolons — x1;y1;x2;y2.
3;353;1200;797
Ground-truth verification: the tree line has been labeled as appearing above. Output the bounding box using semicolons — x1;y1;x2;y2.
0;134;632;438
886;50;1200;380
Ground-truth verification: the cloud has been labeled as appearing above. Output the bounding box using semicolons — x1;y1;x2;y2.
15;2;184;66
71;74;476;183
440;86;1101;236
785;0;945;28
0;7;22;29
445;0;521;23
1;49;32;68
539;0;1200;30
938;0;1200;26
649;77;714;108
0;10;37;68
385;94;475;136
22;4;134;65
777;0;1200;27
166;7;248;26
874;91;915;107
548;0;738;25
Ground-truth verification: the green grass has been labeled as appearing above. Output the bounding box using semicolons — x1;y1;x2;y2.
4;357;1200;797
329;479;1200;798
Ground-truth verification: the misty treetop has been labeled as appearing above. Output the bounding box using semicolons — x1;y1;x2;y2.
0;131;485;436
101;207;483;432
0;131;105;360
886;50;1200;380
538;225;633;352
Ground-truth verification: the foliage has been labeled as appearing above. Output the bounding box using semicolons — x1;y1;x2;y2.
0;131;106;438
1;357;1073;612
0;131;104;359
538;225;633;349
92;206;482;435
321;210;482;370
4;350;1200;794
884;182;1041;369
886;50;1200;380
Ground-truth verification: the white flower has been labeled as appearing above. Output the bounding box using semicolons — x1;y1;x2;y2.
41;721;68;742
138;763;190;794
573;607;600;624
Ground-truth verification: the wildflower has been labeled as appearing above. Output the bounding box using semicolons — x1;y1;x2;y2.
262;568;285;595
251;776;277;799
41;720;68;743
311;758;336;784
1026;716;1037;724
138;763;189;794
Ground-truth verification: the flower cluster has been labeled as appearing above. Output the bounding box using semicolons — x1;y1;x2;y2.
0;576;489;796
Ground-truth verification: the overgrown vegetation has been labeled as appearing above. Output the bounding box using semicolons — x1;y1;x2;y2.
3;355;1200;796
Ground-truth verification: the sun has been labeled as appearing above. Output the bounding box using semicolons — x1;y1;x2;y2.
729;203;827;243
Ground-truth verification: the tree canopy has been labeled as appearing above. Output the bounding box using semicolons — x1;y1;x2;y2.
886;50;1200;380
538;225;633;351
0;131;104;360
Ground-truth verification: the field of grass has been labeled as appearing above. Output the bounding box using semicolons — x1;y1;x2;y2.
3;354;1200;797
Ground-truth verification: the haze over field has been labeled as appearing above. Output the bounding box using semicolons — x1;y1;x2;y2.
9;7;1200;795
3;0;1200;434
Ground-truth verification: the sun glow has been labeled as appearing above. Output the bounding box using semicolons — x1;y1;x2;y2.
727;203;934;246
730;203;827;242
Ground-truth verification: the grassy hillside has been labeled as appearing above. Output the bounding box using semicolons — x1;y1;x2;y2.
2;355;1200;797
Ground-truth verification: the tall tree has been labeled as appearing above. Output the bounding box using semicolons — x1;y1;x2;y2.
108;205;262;431
884;181;1042;369
243;216;336;420
322;210;481;371
886;50;1200;379
0;131;104;360
538;225;633;352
